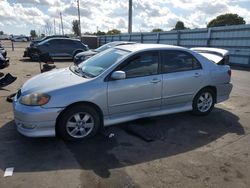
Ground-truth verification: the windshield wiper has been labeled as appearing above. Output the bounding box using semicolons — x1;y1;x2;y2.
74;65;94;78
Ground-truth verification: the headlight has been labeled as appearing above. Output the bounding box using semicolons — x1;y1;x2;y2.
20;93;50;106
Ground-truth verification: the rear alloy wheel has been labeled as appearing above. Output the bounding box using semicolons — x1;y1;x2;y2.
192;89;215;115
58;105;101;141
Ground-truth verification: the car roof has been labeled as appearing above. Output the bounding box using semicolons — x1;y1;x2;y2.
115;43;186;52
45;38;81;42
107;41;136;45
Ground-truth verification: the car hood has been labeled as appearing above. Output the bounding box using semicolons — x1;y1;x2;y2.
76;50;97;58
21;67;87;95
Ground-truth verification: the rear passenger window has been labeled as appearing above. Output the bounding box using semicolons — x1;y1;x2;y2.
161;51;202;73
121;52;159;78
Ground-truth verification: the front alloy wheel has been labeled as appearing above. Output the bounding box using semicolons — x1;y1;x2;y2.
57;104;101;141
66;112;94;138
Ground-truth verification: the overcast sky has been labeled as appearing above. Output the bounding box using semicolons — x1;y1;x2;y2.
0;0;250;35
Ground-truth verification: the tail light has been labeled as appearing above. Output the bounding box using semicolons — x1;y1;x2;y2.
224;55;229;65
227;69;231;77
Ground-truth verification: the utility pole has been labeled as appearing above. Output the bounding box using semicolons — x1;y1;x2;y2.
128;0;132;33
77;0;82;40
60;12;64;35
59;23;61;34
54;19;56;35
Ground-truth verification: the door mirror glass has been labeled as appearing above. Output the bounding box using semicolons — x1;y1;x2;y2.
111;71;126;80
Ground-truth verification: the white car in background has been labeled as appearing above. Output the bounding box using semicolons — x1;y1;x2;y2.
12;36;28;42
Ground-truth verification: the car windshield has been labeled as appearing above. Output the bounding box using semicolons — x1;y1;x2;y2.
78;48;129;77
38;39;50;45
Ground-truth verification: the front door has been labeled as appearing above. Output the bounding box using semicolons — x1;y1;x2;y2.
107;51;162;116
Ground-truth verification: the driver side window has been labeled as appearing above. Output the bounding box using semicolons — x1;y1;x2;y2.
121;52;159;79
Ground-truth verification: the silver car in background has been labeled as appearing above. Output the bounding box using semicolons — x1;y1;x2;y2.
13;44;232;140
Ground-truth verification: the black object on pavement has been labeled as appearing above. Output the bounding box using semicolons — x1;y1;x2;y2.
0;73;17;87
39;53;56;73
6;93;16;103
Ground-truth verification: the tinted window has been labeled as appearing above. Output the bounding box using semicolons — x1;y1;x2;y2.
121;52;159;78
161;51;201;73
47;39;59;45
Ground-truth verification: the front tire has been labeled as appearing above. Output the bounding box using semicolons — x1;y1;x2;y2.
192;88;215;115
57;104;101;141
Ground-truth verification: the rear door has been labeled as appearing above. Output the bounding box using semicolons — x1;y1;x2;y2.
107;51;162;116
160;50;204;108
45;39;60;56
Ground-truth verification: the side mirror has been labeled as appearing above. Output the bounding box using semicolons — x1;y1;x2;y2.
111;71;126;80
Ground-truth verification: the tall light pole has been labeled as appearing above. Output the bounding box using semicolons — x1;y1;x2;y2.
54;18;56;35
128;0;132;33
77;0;82;39
60;12;64;35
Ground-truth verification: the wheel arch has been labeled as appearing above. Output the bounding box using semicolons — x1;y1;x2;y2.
55;101;104;136
194;85;217;103
72;49;84;58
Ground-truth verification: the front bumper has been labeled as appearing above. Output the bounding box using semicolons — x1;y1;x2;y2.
13;100;63;137
0;58;9;69
23;48;30;57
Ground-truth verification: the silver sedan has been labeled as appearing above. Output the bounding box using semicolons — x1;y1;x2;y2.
13;44;232;140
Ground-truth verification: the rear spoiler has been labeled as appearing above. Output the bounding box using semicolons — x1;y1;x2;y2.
191;47;229;65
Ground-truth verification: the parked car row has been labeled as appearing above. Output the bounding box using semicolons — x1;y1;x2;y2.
14;43;232;140
0;43;9;69
74;41;136;65
24;36;89;60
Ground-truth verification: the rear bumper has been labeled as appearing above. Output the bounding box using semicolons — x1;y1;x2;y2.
216;83;233;103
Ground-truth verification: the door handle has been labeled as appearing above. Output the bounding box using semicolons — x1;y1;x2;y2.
150;78;161;83
193;72;201;77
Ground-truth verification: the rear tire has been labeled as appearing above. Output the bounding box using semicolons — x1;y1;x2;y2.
57;104;101;141
192;88;215;116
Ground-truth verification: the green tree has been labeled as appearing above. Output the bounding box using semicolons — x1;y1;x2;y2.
207;13;246;27
93;30;106;35
0;31;3;35
72;20;80;36
151;28;164;32
106;29;121;35
173;21;187;30
30;30;37;38
84;32;93;35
